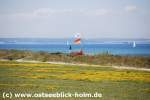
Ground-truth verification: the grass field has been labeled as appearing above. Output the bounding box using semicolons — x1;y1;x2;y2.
0;61;150;100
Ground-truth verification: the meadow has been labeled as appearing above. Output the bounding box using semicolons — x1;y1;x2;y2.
0;60;150;100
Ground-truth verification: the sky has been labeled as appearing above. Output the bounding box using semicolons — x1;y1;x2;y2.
0;0;150;39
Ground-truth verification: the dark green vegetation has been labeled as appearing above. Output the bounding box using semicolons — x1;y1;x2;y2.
0;61;150;100
0;49;150;68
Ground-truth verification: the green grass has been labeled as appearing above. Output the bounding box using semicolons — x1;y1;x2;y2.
0;61;150;100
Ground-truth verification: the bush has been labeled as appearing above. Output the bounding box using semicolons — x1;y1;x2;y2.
0;49;150;68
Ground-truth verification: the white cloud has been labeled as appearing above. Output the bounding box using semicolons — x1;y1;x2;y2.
33;8;73;16
125;5;137;12
33;8;112;17
33;8;55;16
0;8;113;20
79;8;112;16
94;9;112;16
0;8;74;19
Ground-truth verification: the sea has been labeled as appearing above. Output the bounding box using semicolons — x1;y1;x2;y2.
0;38;150;56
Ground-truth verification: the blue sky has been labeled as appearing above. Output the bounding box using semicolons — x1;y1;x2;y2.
0;0;150;38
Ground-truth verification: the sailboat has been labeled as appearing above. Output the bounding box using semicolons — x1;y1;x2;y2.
67;41;69;45
70;33;84;56
133;41;136;48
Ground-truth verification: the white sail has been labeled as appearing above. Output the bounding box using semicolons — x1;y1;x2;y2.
67;41;69;45
75;33;81;38
133;41;136;48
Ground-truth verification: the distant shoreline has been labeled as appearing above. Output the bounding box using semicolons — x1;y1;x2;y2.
0;38;150;56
